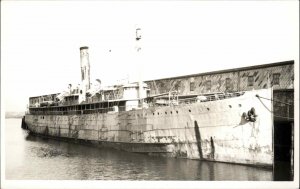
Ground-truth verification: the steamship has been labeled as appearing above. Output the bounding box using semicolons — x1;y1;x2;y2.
23;29;274;167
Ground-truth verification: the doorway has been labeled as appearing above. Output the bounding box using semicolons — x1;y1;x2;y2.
273;121;294;181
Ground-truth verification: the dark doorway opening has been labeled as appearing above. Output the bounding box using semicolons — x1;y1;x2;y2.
273;121;294;181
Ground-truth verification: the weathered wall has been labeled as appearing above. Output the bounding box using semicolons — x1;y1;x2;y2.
273;90;294;122
145;61;294;95
238;65;294;91
25;88;273;166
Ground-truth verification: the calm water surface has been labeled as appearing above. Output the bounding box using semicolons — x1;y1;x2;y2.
6;118;275;180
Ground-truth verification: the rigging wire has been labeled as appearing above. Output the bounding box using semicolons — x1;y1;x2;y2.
256;94;294;120
256;94;293;106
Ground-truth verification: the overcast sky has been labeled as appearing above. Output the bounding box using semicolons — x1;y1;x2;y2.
2;1;299;112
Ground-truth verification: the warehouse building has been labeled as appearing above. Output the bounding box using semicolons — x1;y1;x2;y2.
145;60;294;178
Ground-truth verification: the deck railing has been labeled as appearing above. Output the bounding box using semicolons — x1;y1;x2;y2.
28;105;136;116
177;91;245;105
27;91;245;116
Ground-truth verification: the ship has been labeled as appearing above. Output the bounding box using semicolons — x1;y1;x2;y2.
23;29;274;167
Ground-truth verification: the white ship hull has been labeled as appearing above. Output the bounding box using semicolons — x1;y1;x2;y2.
25;88;273;167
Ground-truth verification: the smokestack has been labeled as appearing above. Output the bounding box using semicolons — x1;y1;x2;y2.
79;46;90;103
80;46;91;91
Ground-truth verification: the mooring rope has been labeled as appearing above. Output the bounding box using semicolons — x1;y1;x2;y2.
255;94;293;106
256;94;294;120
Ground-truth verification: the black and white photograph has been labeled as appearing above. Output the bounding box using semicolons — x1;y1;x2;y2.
1;1;299;189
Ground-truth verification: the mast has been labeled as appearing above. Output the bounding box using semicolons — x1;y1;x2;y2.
135;27;143;108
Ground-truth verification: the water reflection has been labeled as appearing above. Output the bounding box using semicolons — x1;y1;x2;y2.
16;134;274;180
273;161;293;181
5;119;288;180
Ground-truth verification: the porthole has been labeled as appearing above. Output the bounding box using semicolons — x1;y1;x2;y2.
189;109;191;112
157;112;159;115
165;112;167;115
153;113;155;115
176;111;178;114
239;104;242;107
229;105;232;108
207;108;210;111
170;111;172;114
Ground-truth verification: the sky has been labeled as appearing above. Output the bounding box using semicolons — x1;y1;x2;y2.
2;1;299;112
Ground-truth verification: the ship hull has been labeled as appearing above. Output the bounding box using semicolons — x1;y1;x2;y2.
25;89;273;167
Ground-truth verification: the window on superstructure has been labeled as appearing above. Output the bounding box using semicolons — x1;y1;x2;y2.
248;76;254;87
225;78;231;90
174;81;181;91
190;82;195;91
206;80;211;91
273;73;280;85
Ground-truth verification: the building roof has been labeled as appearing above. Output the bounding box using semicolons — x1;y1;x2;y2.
145;60;294;82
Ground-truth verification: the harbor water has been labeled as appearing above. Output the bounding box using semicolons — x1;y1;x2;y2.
4;118;289;180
